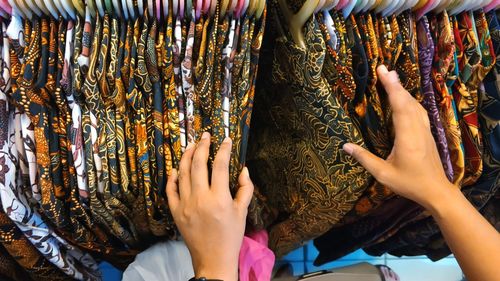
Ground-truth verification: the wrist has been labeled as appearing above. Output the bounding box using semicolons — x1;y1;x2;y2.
194;269;237;281
194;261;238;281
425;182;462;220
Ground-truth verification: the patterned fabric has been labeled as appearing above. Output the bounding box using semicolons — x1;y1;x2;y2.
5;18;100;279
482;10;500;163
0;3;266;278
365;11;498;258
453;12;484;186
0;208;69;280
247;7;370;257
430;11;465;186
0;243;31;281
182;11;197;145
418;17;454;182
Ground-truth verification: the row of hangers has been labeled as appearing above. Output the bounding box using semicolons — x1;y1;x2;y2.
280;0;499;48
0;0;266;21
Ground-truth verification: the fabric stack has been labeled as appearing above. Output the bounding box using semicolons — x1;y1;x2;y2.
246;0;500;265
0;0;265;279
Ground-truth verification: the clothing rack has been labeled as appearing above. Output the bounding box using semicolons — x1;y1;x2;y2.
0;0;498;280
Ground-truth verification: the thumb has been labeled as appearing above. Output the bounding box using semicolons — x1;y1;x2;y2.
343;143;390;181
235;167;254;210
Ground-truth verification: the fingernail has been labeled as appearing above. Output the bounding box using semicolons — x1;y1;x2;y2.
223;137;232;143
201;132;210;139
242;167;250;178
343;143;355;155
378;64;389;75
169;169;178;178
186;142;195;150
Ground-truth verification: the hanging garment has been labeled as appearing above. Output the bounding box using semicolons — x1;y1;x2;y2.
0;1;266;277
247;2;371;257
430;10;465;186
364;11;499;259
0;244;31;281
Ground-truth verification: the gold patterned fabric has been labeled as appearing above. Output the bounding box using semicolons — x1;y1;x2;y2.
247;5;371;257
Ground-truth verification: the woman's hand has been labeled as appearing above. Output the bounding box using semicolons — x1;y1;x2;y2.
343;65;455;212
345;65;500;281
166;132;254;281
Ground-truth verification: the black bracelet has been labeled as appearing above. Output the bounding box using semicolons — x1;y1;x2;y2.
189;278;223;281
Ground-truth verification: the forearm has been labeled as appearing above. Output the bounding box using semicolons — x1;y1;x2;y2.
428;185;500;281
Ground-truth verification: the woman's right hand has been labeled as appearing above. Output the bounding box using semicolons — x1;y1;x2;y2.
342;65;455;212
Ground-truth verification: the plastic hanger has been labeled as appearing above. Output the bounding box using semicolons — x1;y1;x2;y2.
241;0;249;16
250;0;260;16
95;0;105;17
111;0;122;17
434;0;454;14
363;0;378;12
72;0;85;16
444;0;459;12
228;0;237;15
185;0;192;19
53;0;69;19
0;0;11;15
336;0;349;9
8;0;24;18
374;0;391;14
342;0;356;17
395;0;417;14
235;0;244;17
353;0;368;13
313;0;325;13
256;0;265;18
180;0;185;18
85;0;97;18
322;0;339;10
383;0;403;16
449;0;464;14
209;0;216;16
148;0;153;17
202;0;209;16
61;0;77;19
34;0;53;17
137;0;144;17
416;0;436;18
14;0;33;19
484;0;499;12
173;0;178;17
220;0;229;16
277;0;320;49
104;0;113;15
391;0;407;15
457;0;475;12
413;0;428;10
23;0;39;18
194;0;201;19
429;0;443;11
126;0;134;19
472;0;492;10
23;0;43;17
120;0;128;19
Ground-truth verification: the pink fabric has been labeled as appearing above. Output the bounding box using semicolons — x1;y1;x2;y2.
416;0;435;19
485;0;500;12
239;231;275;281
336;0;350;10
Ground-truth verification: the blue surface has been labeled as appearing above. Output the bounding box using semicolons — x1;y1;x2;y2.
99;261;123;281
280;242;384;276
